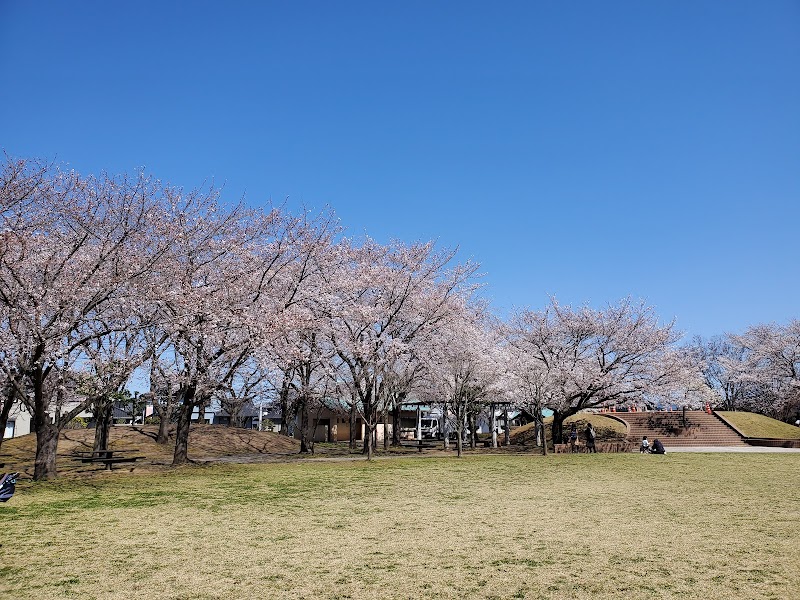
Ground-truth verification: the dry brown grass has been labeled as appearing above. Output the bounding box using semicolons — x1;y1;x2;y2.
0;425;300;478
2;452;798;599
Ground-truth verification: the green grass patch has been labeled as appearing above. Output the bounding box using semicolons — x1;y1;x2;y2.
718;411;800;439
1;454;799;599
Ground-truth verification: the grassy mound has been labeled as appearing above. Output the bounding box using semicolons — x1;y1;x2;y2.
0;424;300;477
717;411;800;439
510;412;627;446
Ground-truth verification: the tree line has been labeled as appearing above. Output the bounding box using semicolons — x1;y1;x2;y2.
1;157;797;480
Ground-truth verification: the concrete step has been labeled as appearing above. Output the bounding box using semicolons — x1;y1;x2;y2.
607;411;748;447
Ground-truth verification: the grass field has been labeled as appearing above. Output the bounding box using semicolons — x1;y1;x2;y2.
2;453;798;599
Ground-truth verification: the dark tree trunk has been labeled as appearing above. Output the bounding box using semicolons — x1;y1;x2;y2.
172;403;192;465
363;421;373;459
156;411;171;444
299;401;310;453
552;410;565;447
172;387;197;465
383;405;389;451
34;421;59;481
279;381;292;436
196;397;207;425
349;403;357;450
30;360;61;481
469;412;477;449
93;399;113;452
391;404;401;446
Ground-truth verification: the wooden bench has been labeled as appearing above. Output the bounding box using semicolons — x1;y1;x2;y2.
400;439;440;452
78;456;143;470
72;450;143;470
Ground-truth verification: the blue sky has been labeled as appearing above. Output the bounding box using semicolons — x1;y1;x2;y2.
1;1;798;339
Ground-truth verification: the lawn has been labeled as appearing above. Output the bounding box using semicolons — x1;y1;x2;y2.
1;453;798;599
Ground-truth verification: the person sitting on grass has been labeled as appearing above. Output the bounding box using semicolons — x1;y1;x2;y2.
650;439;666;454
640;436;650;453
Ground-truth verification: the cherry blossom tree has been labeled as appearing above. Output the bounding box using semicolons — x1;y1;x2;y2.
327;238;479;459
424;301;507;457
504;328;558;455
252;214;340;449
77;324;155;452
216;359;269;428
0;158;175;479
688;336;752;411
727;321;800;420
509;298;680;446
149;195;291;465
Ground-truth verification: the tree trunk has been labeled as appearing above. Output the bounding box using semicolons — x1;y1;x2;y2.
382;405;389;451
172;388;197;465
151;397;174;444
363;422;373;459
34;421;60;481
490;403;497;449
156;412;171;444
349;403;357;450
299;401;310;453
93;399;113;452
172;403;192;465
391;404;401;446
279;381;292;436
469;412;477;449
456;426;463;457
31;361;61;481
196;397;207;425
552;411;565;447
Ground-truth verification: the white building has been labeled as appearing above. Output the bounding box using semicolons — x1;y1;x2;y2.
4;401;33;439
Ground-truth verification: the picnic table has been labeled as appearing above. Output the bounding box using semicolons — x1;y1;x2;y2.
71;449;143;470
400;439;440;452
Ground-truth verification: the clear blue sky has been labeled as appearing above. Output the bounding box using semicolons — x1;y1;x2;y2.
1;1;798;339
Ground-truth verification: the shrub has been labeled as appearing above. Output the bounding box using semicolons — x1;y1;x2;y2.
66;416;89;429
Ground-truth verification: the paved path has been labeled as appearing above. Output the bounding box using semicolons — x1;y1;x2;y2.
194;445;800;464
665;445;800;453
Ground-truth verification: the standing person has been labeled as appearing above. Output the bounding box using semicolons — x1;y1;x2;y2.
585;423;596;453
569;423;578;452
640;436;650;453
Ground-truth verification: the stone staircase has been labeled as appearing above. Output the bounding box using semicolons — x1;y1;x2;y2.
609;411;747;447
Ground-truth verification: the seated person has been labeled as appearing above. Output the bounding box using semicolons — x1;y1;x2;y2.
639;436;650;453
650;439;666;454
